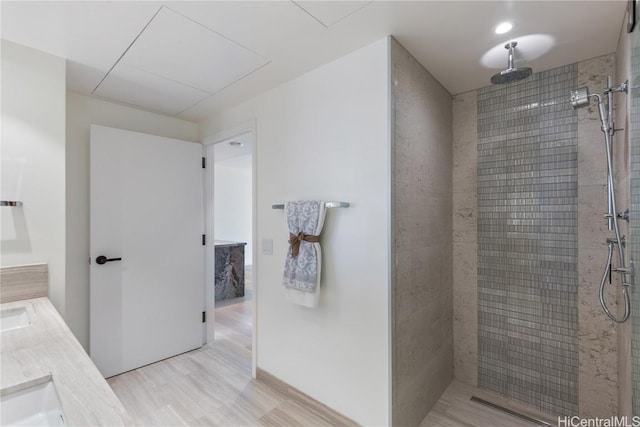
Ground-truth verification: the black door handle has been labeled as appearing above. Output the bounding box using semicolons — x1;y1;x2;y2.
96;255;122;265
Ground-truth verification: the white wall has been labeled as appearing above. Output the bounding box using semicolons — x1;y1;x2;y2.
66;92;198;349
1;40;66;314
214;154;253;265
200;38;390;425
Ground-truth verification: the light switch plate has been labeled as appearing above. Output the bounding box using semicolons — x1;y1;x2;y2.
262;238;273;256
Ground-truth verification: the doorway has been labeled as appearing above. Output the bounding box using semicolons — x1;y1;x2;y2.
204;128;255;374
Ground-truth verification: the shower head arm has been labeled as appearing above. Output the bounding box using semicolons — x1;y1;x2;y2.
505;42;517;71
507;44;514;70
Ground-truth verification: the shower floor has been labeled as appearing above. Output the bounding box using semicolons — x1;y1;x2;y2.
421;380;557;427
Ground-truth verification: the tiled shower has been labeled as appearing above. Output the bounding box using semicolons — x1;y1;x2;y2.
453;50;634;419
392;27;638;422
476;64;579;415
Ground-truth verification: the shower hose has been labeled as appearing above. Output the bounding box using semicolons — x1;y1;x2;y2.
595;94;631;323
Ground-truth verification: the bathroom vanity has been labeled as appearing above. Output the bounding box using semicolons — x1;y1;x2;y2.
214;241;247;301
0;264;130;426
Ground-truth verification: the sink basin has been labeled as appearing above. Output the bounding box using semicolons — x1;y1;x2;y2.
1;376;66;426
0;307;30;332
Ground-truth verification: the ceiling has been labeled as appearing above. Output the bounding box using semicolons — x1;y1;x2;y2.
1;1;628;122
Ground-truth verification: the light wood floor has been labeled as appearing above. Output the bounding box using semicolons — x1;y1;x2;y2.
108;267;548;426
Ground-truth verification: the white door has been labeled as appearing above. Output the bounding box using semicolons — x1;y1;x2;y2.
90;125;203;378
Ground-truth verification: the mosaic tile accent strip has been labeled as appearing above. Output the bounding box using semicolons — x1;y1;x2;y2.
477;64;579;416
630;30;640;417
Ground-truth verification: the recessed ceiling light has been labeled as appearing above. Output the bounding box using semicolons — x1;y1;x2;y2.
495;22;513;35
228;141;243;147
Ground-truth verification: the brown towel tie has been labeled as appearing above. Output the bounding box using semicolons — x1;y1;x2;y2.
288;232;320;257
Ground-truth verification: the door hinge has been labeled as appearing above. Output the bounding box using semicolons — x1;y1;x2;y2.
202;311;206;323
202;234;206;246
202;157;206;169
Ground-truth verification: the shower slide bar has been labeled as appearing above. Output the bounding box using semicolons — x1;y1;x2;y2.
272;202;350;209
570;77;632;323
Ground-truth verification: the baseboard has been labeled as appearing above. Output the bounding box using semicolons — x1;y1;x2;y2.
256;368;359;426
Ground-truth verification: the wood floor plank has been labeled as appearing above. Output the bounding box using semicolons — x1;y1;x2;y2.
258;401;333;427
137;404;189;427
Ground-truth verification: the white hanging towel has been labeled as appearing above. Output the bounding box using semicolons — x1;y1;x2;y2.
282;200;326;308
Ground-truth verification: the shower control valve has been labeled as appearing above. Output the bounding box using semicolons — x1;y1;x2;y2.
617;209;629;221
606;236;626;246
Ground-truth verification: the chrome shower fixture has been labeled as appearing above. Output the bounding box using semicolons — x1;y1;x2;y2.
490;41;533;84
570;87;590;109
571;78;632;323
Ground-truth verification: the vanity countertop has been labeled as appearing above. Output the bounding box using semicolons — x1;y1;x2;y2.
1;297;131;426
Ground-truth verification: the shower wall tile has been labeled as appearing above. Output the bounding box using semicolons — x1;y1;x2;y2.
579;249;618;418
577;184;609;251
453;192;477;244
390;37;453;427
577;54;615;185
577;55;619;418
452;241;478;385
577;121;608;187
476;63;580;416
453;91;478;194
614;90;631;189
629;27;640;418
615;24;632;418
452;90;479;387
578;246;619;418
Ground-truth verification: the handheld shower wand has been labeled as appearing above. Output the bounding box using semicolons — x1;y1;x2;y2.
570;81;632;323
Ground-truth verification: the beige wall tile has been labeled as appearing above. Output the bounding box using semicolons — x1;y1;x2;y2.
390;36;453;427
453;192;477;245
615;24;633;417
577;54;615;187
451;90;479;390
453;91;478;194
578;184;609;251
452;242;478;386
578;247;619;417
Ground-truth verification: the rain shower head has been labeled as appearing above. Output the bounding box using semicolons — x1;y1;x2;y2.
570;87;590;109
490;42;533;84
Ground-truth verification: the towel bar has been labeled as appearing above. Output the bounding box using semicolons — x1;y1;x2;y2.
272;202;349;209
1;201;23;207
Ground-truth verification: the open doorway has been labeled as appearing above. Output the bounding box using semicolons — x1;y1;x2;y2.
206;130;254;360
